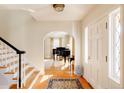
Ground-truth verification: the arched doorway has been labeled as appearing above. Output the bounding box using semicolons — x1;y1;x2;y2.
43;31;75;72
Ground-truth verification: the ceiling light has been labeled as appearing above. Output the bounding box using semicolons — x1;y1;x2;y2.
53;4;65;12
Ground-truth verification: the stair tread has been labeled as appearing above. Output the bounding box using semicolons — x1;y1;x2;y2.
24;70;39;88
12;77;17;80
0;66;7;70
4;72;15;74
5;61;18;67
9;83;17;89
9;83;25;89
11;64;28;72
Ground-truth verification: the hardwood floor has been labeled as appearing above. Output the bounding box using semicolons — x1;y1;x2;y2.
32;61;92;89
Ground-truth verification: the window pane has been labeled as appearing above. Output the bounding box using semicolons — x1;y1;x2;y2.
53;38;60;48
109;8;120;83
113;12;120;78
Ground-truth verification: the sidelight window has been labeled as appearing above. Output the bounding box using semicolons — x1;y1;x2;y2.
109;8;121;83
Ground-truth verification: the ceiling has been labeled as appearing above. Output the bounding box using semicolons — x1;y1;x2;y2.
0;4;96;21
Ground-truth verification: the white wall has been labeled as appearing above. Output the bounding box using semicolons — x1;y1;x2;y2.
72;21;83;75
81;4;122;88
25;19;83;75
25;21;73;73
69;36;74;56
0;9;82;75
0;10;29;50
44;37;52;59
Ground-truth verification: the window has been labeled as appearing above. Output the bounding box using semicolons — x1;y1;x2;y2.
53;38;60;49
85;27;88;63
109;8;121;83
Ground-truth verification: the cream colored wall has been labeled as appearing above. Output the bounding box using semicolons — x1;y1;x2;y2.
44;37;52;59
25;21;75;73
0;9;82;76
0;10;29;50
0;9;82;75
81;4;122;88
69;36;73;56
26;20;83;74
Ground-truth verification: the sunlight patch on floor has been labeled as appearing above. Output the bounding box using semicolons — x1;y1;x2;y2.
61;62;70;70
40;75;53;83
44;59;71;71
53;60;64;67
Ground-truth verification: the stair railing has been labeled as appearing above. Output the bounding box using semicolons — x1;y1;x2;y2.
0;37;25;89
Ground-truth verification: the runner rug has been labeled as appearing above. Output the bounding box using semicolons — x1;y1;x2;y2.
47;78;83;89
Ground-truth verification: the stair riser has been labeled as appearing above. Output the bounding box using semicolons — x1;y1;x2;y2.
0;69;6;74
4;74;14;79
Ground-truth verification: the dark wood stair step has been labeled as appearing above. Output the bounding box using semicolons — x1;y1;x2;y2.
4;72;15;74
9;83;17;89
9;83;25;89
0;66;7;70
12;77;18;80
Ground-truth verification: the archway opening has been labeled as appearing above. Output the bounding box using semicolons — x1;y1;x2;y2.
43;31;75;72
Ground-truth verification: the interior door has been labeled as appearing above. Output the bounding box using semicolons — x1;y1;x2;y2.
87;23;98;88
97;16;109;88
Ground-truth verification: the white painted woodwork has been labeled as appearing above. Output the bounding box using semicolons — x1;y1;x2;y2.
83;15;121;89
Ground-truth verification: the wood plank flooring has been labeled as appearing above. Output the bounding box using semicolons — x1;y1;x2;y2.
24;70;39;88
10;60;93;89
32;62;92;89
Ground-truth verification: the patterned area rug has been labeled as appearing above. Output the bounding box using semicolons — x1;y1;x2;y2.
47;78;83;89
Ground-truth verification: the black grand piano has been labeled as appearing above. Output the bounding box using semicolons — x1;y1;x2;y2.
52;47;70;64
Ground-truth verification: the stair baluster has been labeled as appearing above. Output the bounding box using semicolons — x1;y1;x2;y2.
0;37;25;89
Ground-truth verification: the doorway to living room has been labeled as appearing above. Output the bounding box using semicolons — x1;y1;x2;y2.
43;31;75;71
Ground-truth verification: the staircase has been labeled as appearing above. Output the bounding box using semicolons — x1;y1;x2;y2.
0;37;40;89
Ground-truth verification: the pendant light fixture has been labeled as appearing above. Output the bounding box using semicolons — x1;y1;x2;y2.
53;4;65;12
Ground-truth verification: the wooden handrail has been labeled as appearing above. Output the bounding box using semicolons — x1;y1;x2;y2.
0;37;25;54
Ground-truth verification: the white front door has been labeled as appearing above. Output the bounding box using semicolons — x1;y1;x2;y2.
97;16;109;88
